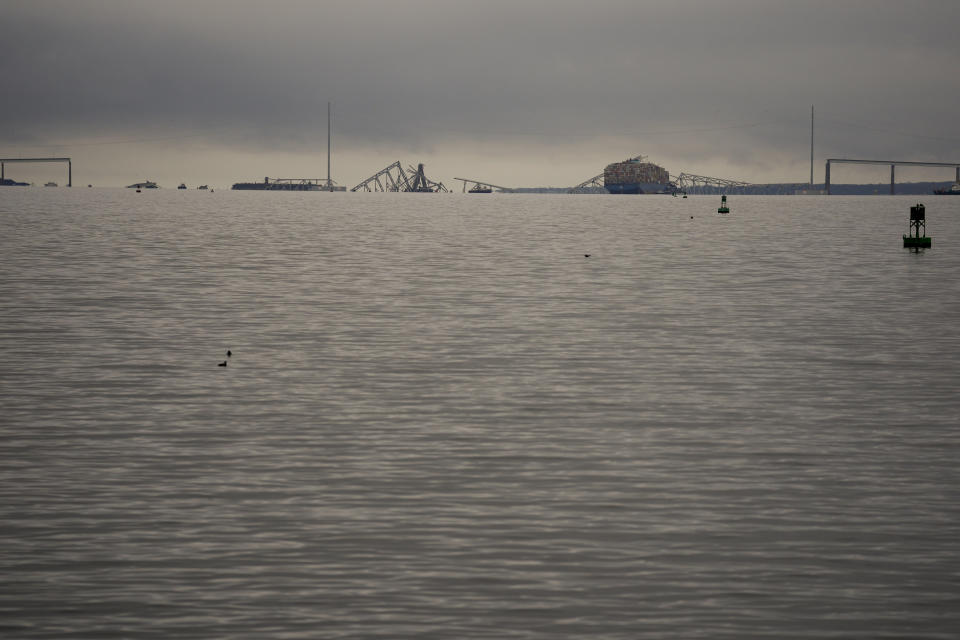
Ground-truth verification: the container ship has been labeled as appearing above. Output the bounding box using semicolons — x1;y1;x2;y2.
232;177;322;191
604;155;672;194
232;177;345;191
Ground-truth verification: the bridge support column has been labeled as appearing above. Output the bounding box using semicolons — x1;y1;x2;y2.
891;164;895;195
825;161;831;195
68;160;72;187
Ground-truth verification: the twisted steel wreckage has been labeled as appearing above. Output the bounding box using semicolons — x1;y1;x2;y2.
351;162;448;192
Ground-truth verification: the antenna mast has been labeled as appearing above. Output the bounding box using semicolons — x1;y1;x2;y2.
810;105;814;186
327;102;332;190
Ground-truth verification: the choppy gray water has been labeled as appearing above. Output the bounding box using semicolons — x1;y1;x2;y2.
1;188;959;638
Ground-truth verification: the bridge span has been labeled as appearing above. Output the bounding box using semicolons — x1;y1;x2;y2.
1;157;72;187
825;158;960;195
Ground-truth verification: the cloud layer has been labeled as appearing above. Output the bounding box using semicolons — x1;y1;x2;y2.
2;0;958;187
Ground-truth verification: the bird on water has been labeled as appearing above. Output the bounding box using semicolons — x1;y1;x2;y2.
218;361;227;367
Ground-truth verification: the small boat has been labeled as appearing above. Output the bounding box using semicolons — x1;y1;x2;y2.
933;182;960;195
468;184;492;194
127;181;158;189
178;183;187;190
44;181;58;187
197;185;209;190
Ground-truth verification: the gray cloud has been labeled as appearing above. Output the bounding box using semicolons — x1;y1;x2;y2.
2;0;958;186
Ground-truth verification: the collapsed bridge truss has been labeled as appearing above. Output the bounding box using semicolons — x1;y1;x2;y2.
672;172;751;194
567;173;605;194
351;162;448;192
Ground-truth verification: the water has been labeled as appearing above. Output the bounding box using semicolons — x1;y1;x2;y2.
2;188;959;638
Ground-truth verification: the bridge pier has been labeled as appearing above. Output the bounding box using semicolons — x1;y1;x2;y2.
891;164;895;195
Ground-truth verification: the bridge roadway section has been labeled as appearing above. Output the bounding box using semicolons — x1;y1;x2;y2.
1;157;72;187
826;158;960;195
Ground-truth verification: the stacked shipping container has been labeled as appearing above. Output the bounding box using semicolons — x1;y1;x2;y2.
603;156;670;193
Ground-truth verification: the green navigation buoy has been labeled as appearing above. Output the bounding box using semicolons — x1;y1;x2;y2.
718;194;729;214
903;203;931;249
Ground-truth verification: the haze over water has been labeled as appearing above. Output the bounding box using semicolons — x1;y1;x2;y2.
2;188;959;638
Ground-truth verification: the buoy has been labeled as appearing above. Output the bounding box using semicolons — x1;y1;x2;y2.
903;203;931;249
227;349;232;358
717;194;729;214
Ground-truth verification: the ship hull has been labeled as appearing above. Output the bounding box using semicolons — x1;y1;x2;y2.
232;183;321;191
605;182;671;195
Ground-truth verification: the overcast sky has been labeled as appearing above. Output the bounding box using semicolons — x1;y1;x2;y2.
2;0;958;188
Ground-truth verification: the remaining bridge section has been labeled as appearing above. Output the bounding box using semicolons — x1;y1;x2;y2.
455;178;514;193
825;159;960;195
1;157;72;187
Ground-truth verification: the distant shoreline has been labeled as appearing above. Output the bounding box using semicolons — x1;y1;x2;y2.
2;179;955;195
